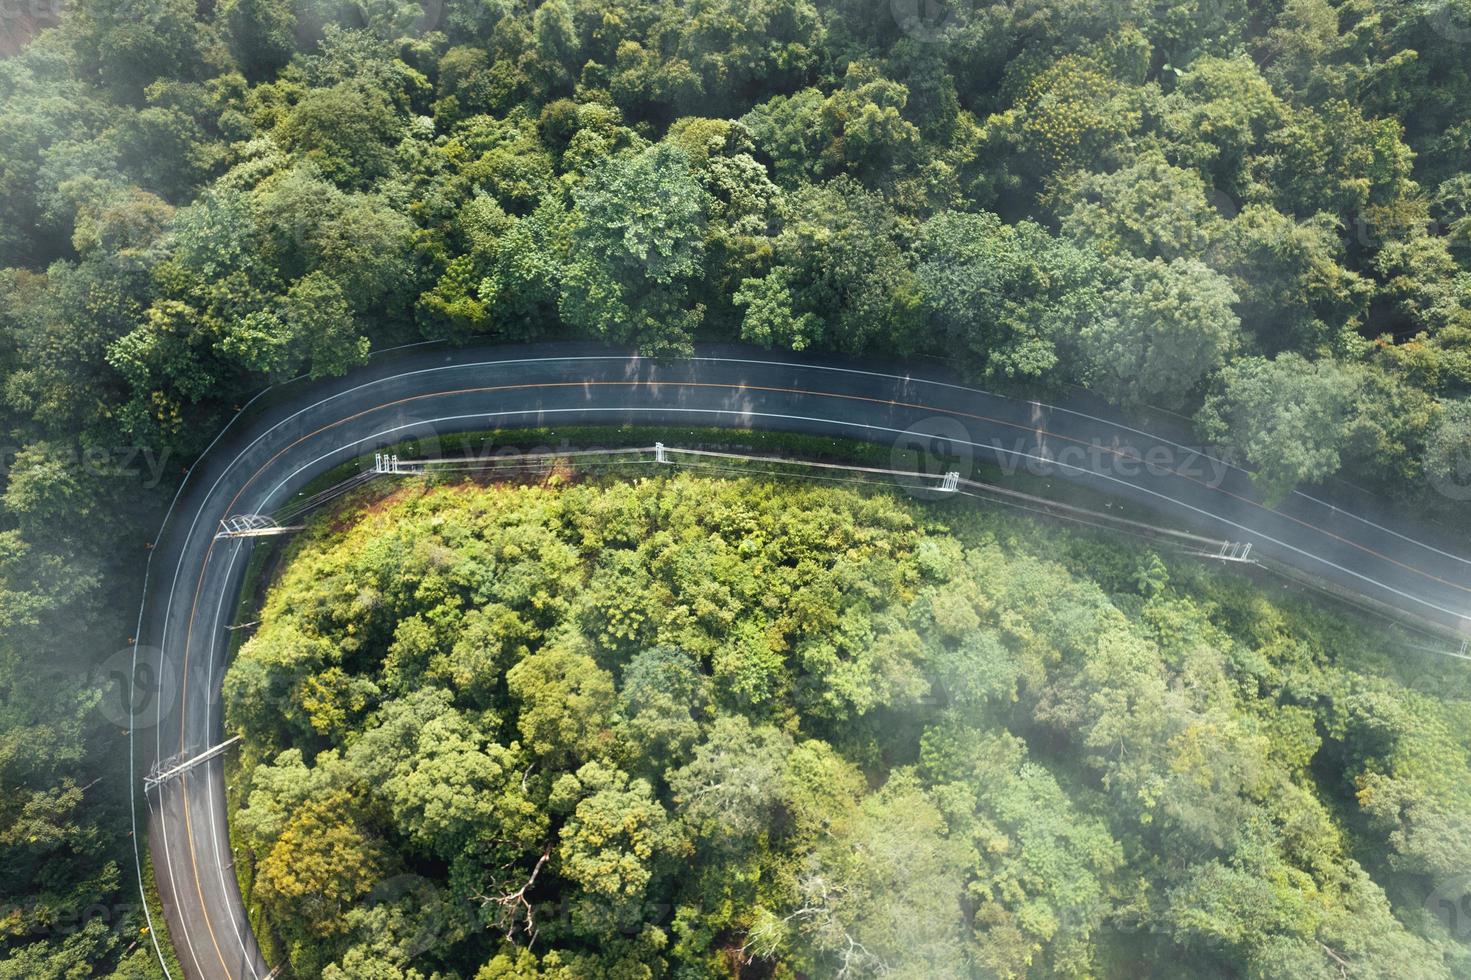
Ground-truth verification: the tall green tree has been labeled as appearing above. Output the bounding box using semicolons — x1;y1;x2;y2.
736;177;914;354
915;209;1103;380
1081;256;1241;410
549;761;687;935
274;81;407;190
560;142;710;353
1198;353;1359;501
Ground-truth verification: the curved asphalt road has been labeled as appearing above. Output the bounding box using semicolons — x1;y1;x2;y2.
133;343;1471;980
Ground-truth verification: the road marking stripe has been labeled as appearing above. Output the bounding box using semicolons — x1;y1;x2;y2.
156;361;1471;978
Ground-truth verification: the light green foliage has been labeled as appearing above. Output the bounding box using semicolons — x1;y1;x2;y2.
1157;54;1286;188
1062;151;1226;262
570;141;708;282
507;644;617;766
220;270;368;378
741;62;925;187
732;266;820;350
668;715;791;851
922;726;1120;977
1215;204;1370;353
236;748;393;947
1;440;107;536
274;81;408;190
99;169;403;442
737;176;915;355
221;475;1471;977
559;142;710;353
347;688;545;859
614;646;709;775
1425;399;1471;495
550;760;687;932
783;773;972;977
1005;54;1143;181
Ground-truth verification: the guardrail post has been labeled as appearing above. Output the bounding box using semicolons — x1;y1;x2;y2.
655;442;668;464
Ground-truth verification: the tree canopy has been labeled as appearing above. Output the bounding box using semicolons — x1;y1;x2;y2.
218;474;1471;978
3;0;1471;973
1;0;1466;494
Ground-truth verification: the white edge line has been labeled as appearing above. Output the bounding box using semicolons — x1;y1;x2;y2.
143;351;1471;978
262;407;1471;626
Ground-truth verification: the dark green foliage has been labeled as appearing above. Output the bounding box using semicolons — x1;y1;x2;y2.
2;0;1467;490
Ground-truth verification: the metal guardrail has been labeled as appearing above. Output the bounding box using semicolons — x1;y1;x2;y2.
242;441;1470;656
375;442;1241;554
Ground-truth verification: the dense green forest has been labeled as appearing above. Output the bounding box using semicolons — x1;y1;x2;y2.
2;0;1471;975
2;0;1470;485
222;473;1471;977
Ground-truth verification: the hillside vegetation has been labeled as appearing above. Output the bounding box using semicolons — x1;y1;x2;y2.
225;475;1471;978
3;0;1471;974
